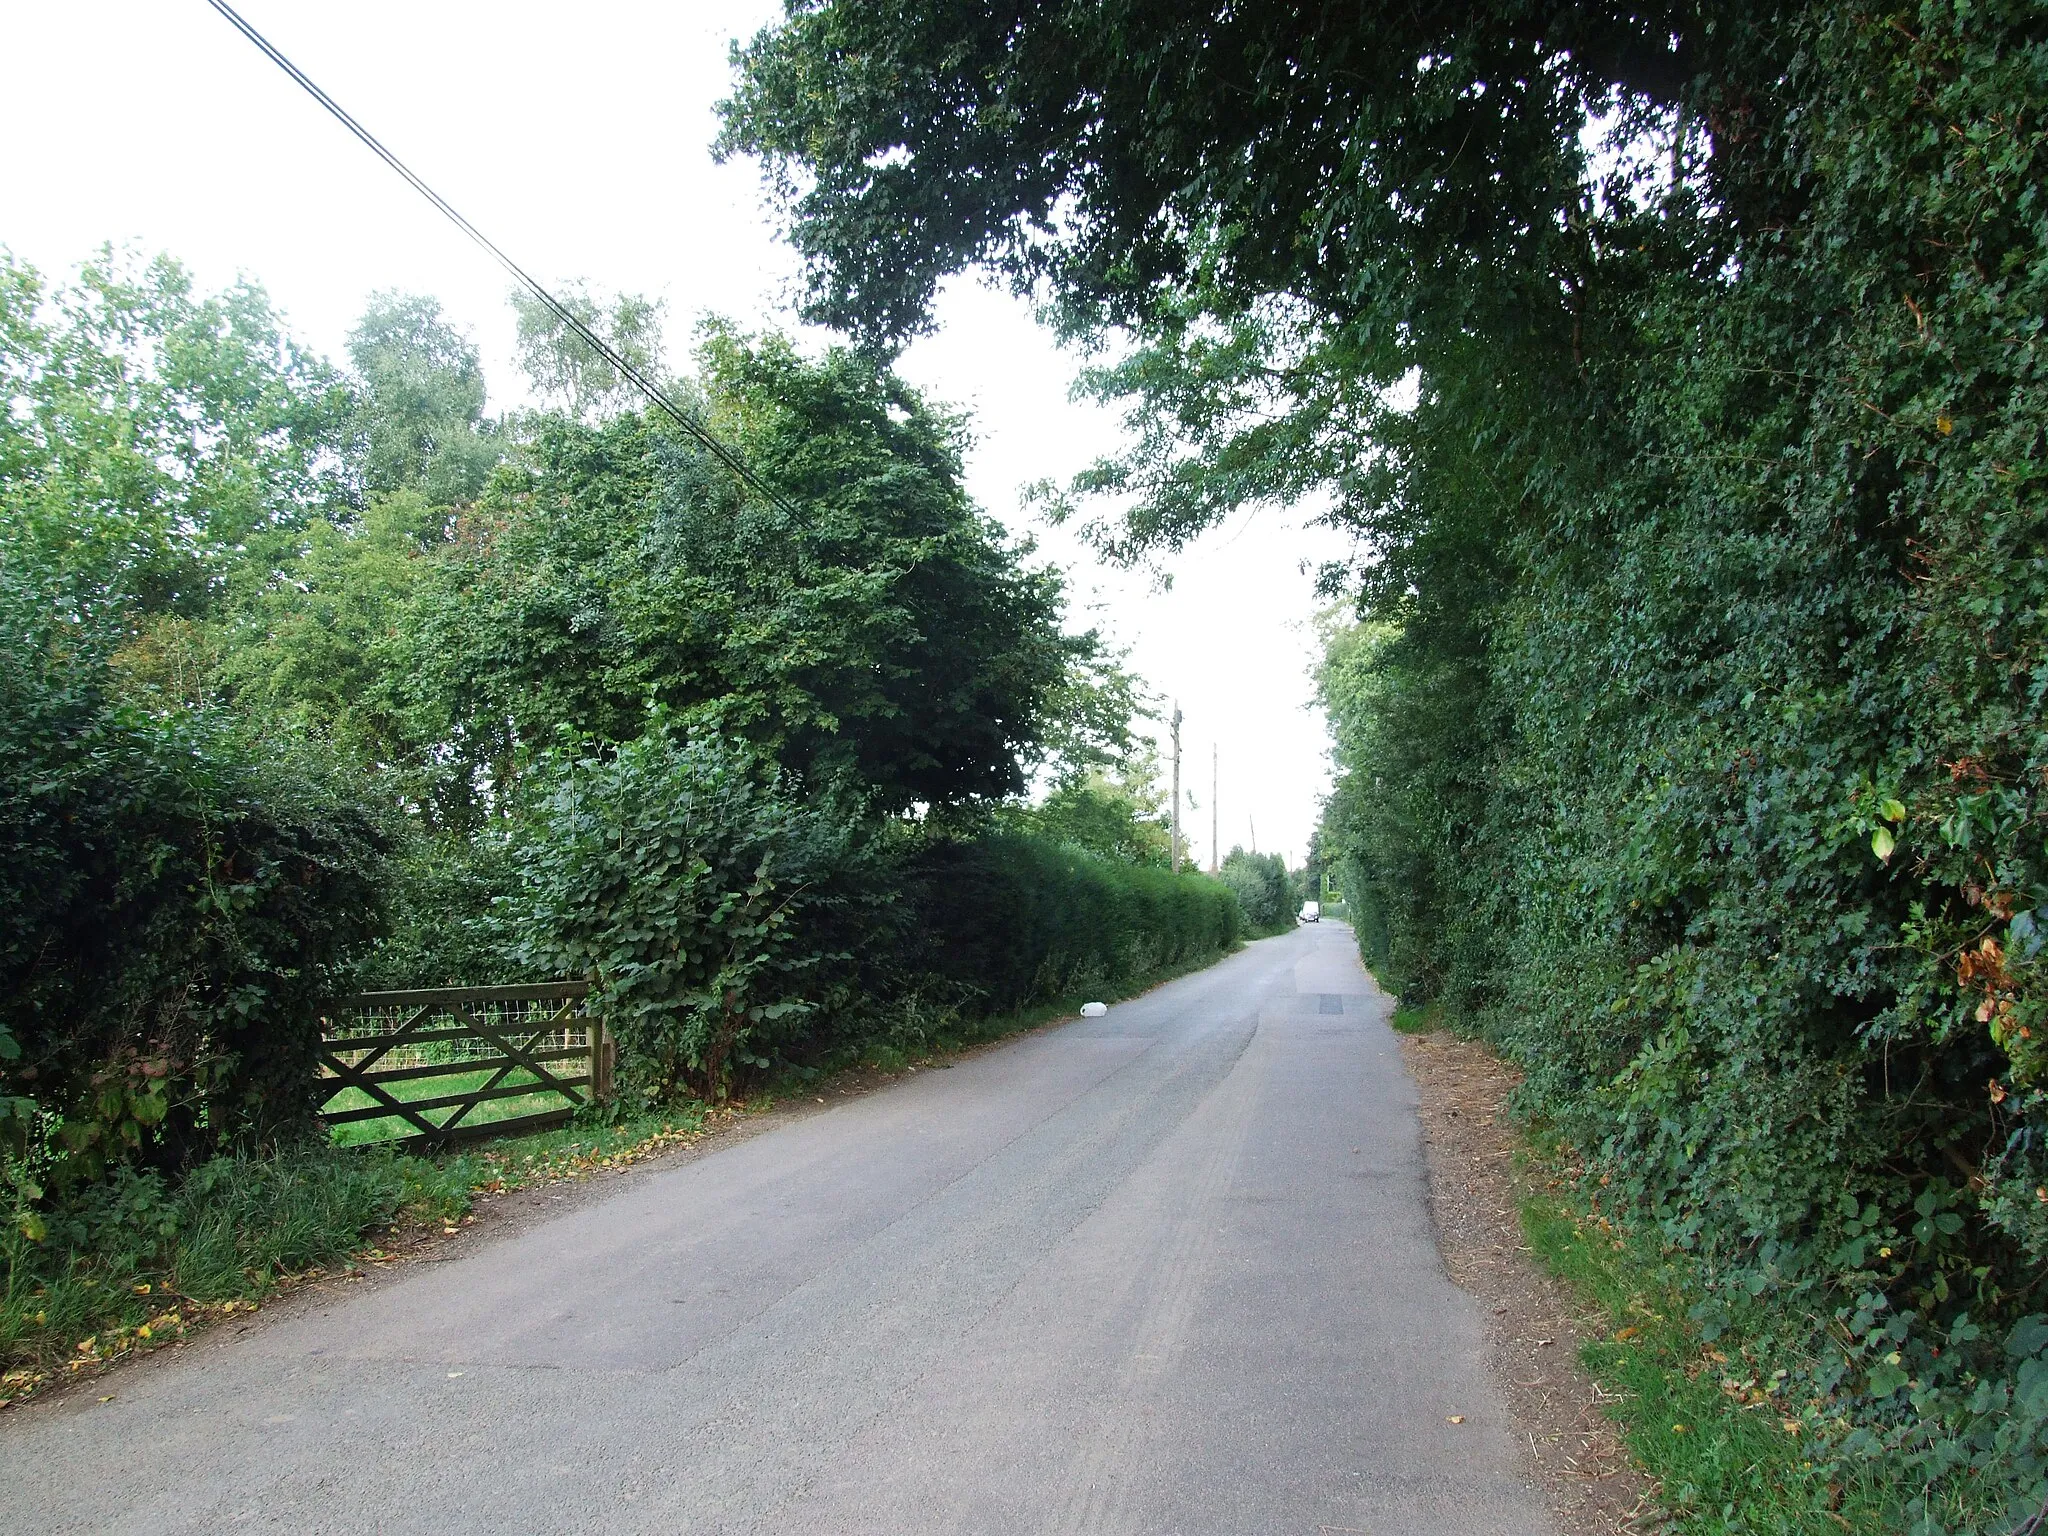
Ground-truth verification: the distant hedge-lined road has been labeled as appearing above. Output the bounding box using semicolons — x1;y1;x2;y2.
1;925;1550;1535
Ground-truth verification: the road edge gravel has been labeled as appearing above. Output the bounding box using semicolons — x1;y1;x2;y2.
1400;1027;1666;1536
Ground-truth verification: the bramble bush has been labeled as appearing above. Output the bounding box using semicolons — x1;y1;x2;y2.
498;717;873;1103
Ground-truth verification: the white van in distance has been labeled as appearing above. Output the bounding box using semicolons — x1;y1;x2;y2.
1298;901;1320;924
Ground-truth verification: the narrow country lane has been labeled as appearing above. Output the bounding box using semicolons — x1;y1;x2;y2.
0;925;1553;1535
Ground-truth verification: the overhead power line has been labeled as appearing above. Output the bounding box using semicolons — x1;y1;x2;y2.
203;0;802;520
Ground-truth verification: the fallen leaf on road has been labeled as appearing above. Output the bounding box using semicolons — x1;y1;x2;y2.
1447;1414;1465;1424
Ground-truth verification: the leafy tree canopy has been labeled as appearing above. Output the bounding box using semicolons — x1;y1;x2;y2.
719;1;1689;350
398;326;1085;817
0;248;354;624
2;252;1099;827
1015;755;1171;867
511;281;668;423
1217;847;1295;933
347;292;502;507
717;2;1734;561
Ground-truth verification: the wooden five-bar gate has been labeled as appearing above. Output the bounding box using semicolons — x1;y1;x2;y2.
318;981;614;1148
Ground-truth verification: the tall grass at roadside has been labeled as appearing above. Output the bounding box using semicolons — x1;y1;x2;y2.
2;1145;472;1394
1388;1001;1442;1035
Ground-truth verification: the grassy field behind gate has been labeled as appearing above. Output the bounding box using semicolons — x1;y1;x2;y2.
321;1068;575;1146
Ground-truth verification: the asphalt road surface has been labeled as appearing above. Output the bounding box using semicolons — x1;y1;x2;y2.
2;923;1553;1535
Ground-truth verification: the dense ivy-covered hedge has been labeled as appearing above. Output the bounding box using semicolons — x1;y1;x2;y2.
1310;10;2048;1523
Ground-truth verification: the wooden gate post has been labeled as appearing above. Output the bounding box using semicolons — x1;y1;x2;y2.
591;1014;616;1104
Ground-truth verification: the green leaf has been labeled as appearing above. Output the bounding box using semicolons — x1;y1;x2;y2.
1868;1363;1909;1399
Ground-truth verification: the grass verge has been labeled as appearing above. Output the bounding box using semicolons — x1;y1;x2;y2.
1514;1153;1896;1534
1390;1000;1444;1035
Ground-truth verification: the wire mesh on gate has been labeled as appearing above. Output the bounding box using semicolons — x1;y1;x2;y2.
321;994;594;1074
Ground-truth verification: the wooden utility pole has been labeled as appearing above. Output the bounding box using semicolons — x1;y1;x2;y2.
1169;702;1183;872
1210;744;1219;874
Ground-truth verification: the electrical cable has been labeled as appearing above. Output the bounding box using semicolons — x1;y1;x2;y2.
202;0;804;520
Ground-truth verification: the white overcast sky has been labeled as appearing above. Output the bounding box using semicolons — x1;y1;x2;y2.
2;0;1355;867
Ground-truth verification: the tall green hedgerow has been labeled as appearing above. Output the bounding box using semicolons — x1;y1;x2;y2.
895;830;1240;1016
1313;11;2048;1519
0;578;390;1190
